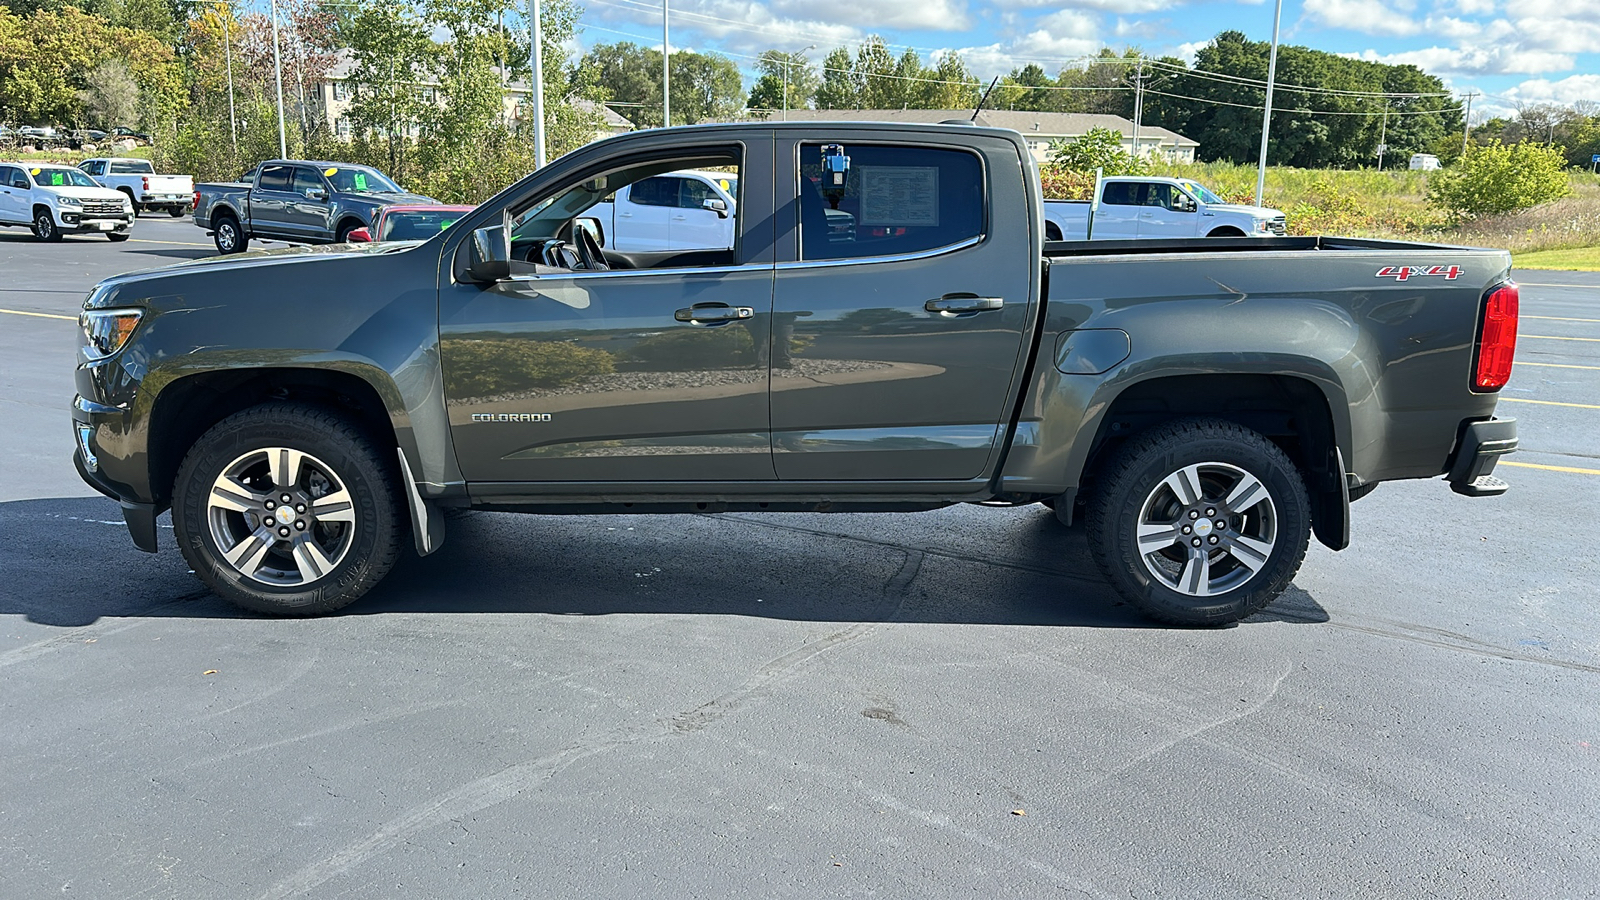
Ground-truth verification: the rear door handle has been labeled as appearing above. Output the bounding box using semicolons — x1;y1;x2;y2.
676;305;753;323
926;295;1004;314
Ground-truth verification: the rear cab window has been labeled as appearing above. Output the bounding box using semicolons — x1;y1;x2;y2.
797;143;985;261
109;160;154;175
257;166;292;191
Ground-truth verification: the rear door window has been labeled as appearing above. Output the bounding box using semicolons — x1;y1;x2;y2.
257;165;292;191
628;177;681;207
797;143;984;261
1101;182;1139;205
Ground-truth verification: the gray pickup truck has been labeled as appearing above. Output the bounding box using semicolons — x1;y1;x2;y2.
73;122;1519;625
193;160;438;254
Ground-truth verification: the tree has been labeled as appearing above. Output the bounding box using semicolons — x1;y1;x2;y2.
746;49;817;114
813;46;857;109
582;42;744;126
1428;142;1573;221
1047;126;1147;175
914;51;979;109
669;51;741;123
79;59;139;126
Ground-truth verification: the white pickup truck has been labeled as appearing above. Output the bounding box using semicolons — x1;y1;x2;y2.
589;168;737;251
1044;176;1287;241
78;157;194;217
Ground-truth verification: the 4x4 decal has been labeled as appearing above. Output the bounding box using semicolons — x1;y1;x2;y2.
1377;265;1462;281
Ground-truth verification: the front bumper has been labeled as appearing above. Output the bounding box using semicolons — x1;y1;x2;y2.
1446;417;1517;497
58;208;133;234
73;392;160;552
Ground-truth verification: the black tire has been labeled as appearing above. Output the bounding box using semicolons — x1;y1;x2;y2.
172;403;404;616
1207;227;1246;237
213;213;247;254
168;206;186;218
1086;418;1310;626
106;232;129;242
32;207;61;242
336;220;364;243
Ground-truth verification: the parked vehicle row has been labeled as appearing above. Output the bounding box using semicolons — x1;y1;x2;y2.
0;162;133;241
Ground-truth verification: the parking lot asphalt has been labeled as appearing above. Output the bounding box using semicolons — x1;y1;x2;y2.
3;221;1598;898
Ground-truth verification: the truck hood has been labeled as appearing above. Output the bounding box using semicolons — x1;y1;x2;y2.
84;240;426;308
41;185;127;202
1207;203;1285;219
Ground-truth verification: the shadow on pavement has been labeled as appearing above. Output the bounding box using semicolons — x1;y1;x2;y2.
2;496;1331;630
124;248;212;261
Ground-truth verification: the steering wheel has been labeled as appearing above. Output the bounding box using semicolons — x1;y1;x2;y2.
539;239;580;268
573;225;610;271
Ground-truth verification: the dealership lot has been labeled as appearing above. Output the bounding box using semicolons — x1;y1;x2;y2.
3;221;1598;896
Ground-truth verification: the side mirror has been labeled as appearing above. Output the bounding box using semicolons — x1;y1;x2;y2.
574;216;606;247
703;197;729;218
306;188;328;202
347;227;372;242
464;223;511;282
1176;196;1197;213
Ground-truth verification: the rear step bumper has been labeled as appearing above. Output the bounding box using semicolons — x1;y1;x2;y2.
1447;417;1517;497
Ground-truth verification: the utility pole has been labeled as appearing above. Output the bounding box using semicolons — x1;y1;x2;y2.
222;4;236;154
1377;98;1388;171
529;0;545;167
1131;58;1144;159
1462;92;1475;156
662;0;670;127
1254;0;1284;207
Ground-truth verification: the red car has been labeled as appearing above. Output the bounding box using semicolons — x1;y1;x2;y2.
347;204;475;242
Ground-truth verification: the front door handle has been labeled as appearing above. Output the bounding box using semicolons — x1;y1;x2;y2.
676;304;753;323
926;295;1004;314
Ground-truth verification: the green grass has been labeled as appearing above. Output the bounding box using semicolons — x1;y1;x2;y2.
1513;246;1600;271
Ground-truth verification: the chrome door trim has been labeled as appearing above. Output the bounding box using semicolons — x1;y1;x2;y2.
772;236;984;272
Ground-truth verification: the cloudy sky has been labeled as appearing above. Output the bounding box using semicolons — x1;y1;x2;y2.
574;0;1600;119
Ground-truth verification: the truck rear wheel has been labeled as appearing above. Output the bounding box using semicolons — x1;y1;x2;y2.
213;213;247;254
1086;418;1310;626
172;403;404;616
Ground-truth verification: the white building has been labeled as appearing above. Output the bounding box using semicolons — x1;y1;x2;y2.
741;109;1198;163
314;50;634;143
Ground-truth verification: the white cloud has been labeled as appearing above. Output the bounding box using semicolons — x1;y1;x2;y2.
1174;40;1207;65
1437;0;1495;13
1503;73;1600;106
1509;16;1600;56
943;9;1104;78
988;0;1181;11
1351;45;1575;75
1302;0;1422;36
767;0;972;31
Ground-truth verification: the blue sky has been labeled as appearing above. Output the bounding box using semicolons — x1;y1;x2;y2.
573;0;1600;121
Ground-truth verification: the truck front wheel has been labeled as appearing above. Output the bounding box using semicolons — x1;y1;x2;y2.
1086;419;1310;626
172;403;404;616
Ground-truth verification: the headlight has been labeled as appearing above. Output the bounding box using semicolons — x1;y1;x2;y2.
1253;219;1271;232
57;196;82;207
80;309;143;360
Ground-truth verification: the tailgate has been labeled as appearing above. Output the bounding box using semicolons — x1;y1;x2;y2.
146;175;193;194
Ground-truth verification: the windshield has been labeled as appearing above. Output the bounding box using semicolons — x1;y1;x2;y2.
31;167;100;189
109;160;154;175
1179;180;1224;205
321;166;402;194
379;209;471;241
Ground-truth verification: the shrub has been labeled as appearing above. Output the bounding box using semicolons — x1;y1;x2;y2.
618;328;754;370
1046;127;1149;177
1428;141;1573;221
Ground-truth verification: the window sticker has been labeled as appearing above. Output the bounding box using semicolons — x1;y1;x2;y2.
353;173;368;190
718;179;730;191
30;167;41;176
323;167;338;177
857;166;939;227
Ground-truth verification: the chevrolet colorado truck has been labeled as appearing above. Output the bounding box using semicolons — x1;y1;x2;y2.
73;122;1520;625
0;162;134;240
193;160;437;254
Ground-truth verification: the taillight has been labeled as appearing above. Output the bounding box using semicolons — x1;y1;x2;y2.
141;176;149;191
193;189;200;209
1473;283;1518;391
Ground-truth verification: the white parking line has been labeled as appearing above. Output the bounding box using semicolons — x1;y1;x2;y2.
1500;398;1600;410
0;307;74;321
1523;315;1600;323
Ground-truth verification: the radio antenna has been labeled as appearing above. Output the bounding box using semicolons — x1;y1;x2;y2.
971;76;1001;122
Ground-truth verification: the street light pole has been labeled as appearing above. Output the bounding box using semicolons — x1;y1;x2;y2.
662;0;670;127
269;0;288;158
529;0;545;167
783;44;815;122
1254;0;1283;206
